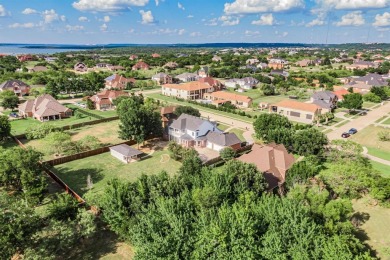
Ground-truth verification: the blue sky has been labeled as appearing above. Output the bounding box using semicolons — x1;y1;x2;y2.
0;0;389;44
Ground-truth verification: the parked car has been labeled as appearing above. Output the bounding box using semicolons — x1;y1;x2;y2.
341;132;350;138
9;112;19;118
348;128;358;134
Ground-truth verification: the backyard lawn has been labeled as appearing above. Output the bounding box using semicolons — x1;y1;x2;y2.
53;149;181;205
370;161;390;178
349;125;390;161
65;104;118;118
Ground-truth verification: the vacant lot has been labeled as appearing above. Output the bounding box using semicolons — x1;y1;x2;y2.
21;121;123;160
53;148;181;205
350;125;390;161
353;198;390;259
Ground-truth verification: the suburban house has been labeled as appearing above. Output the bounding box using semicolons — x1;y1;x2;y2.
162;81;214;100
237;143;295;190
169;114;241;151
246;58;259;65
129;55;138;60
151;53;161;58
44;57;57;63
17;54;35;62
212;55;222;62
95;63;112;69
270;100;322;124
203;91;253;108
344;73;388;92
152;73;173;85
257;63;268;70
346;60;378;70
175;72;199;82
74;62;88;72
270;70;289;78
198;77;224;91
29;66;48;73
225;77;259;90
105;74;136;90
109;144;143;164
333;89;350;101
164;62;178;69
132;61;150;71
107;65;125;72
268;58;287;70
161;106;177;129
0;79;30;96
90;90;128;110
310;91;338;112
197;66;209;78
18;94;72;121
295;59;314;67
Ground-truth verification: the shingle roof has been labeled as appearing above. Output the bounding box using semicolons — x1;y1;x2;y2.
273;100;321;113
164;81;211;91
19;94;71;118
206;132;241;146
312;91;336;101
110;144;143;157
0;80;29;90
209;91;252;103
170;113;216;132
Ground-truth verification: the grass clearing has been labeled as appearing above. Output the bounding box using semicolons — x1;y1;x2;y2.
229;128;246;142
65;104;118;118
370;161;390;178
352;198;390;260
217;123;230;131
350;125;390;161
53;148;181;205
382;118;390;125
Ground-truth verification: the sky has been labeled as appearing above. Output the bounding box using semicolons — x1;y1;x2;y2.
0;0;389;44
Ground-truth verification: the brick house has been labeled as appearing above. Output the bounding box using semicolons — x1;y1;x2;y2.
152;73;173;85
105;74;136;90
270;100;322;124
132;61;150;70
162;81;214;100
0;79;30;96
203;91;253;108
89;90;128;110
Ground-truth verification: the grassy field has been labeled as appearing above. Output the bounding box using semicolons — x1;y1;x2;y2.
353;198;390;260
65;104;118;118
370;161;390;178
350;125;390;161
230;128;246;142
146;93;254;123
217;123;230;131
21;121;123;160
53;148;181;205
382;118;390;125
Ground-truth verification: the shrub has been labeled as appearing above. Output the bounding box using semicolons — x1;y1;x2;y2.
378;130;390;142
220;147;236;161
25;124;59;139
363;93;381;103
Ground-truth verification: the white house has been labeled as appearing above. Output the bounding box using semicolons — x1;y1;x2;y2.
109;144;143;164
175;72;199;82
225;77;259;90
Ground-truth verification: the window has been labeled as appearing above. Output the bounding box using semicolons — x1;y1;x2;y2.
290;111;300;117
306;114;313;119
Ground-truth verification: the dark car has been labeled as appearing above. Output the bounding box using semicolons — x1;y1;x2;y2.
9;112;19;118
348;128;358;135
341;132;350;138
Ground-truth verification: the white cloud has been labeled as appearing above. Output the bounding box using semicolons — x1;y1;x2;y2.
9;23;36;28
205;18;218;26
245;30;261;36
317;0;390;10
178;2;185;10
373;12;390;27
178;29;185;35
335;11;365;26
187;15;194;18
0;5;9;17
100;23;108;31
22;8;38;15
282;31;288;37
155;0;159;6
66;25;84;31
139;10;155;24
219;15;240;26
251;13;275;25
103;15;111;22
42;9;65;23
224;0;304;14
306;18;325;27
190;31;201;37
78;16;89;22
306;8;327;27
72;0;149;12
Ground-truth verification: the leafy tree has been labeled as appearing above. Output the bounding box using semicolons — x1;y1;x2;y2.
1;91;19;110
0;115;11;141
78;135;102;150
253;113;292;141
370;86;388;100
219;147;236;161
363;93;381;103
86;98;95;110
292;128;328;156
285;157;321;189
174;106;201;117
340;93;363;110
261;84;276;95
45;131;72;155
25;124;59;139
48;193;79;221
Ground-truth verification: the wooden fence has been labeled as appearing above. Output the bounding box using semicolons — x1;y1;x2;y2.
45;140;136;166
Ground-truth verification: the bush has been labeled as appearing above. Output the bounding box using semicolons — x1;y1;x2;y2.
26;124;60;139
363;93;381;103
220;147;236;161
378;130;390;141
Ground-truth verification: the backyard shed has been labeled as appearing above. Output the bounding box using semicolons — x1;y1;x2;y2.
109;144;143;164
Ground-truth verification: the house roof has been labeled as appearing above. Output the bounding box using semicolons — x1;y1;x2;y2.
333;89;350;100
110;144;143;157
161;106;176;115
312;91;336;101
90;90;127;103
164;81;212;91
206;132;241;147
152;73;169;78
209;91;252;103
273;100;321;113
170;113;216;132
175;72;198;80
198;77;222;87
352;73;387;87
30;66;48;72
0;79;29;90
237;143;295;190
19;94;71;117
132;61;149;68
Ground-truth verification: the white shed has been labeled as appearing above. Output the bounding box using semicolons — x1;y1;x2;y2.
109;144;143;164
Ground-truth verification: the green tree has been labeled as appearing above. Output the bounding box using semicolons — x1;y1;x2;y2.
48;193;79;221
253;113;292;140
340;93;363;111
370;86;388;100
1;91;19;110
87;98;95;110
174;106;201;117
0;115;11;141
45;131;72;155
292;128;328;156
219;147;236;161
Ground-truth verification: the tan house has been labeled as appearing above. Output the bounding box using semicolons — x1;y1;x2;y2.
161;106;177;129
198;77;224;91
129;54;138;60
270;100;321;124
238;143;295;190
132;61;150;70
74;62;88;72
18;94;72;121
151;53;161;58
346;61;378;70
0;80;30;96
163;62;178;69
109;144;143;164
152;73;173;85
162;81;214;100
89;90;128;110
203;91;252;108
105;74;136;90
295;59;313;67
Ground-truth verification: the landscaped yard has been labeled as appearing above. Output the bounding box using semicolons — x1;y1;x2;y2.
53;149;181;205
353;198;390;260
349;125;390;161
229;128;246;142
65;104;118;118
370;161;390;178
382;117;390;125
21;120;123;160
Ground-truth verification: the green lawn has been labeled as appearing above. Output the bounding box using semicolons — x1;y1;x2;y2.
382;118;390;125
370;161;390;178
146;93;254;123
53;150;181;205
65;104;118;118
229;128;246;142
217;123;230;131
367;147;390;161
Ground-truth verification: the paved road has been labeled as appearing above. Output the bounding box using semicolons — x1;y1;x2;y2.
327;102;390;141
362;147;390;166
